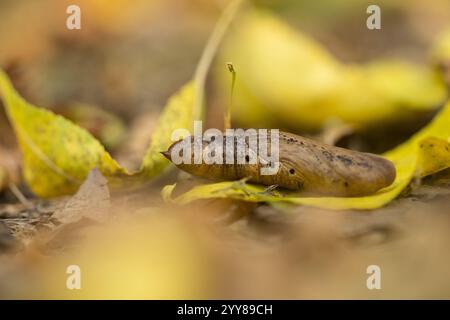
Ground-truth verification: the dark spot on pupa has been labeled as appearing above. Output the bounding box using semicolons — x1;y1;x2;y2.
356;161;370;169
245;155;250;162
322;150;334;161
337;155;353;166
344;181;349;188
289;168;295;174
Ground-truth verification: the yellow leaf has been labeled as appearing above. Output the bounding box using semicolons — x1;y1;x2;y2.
417;137;450;177
0;0;244;198
432;28;450;87
215;9;447;131
139;0;246;177
0;70;196;198
0;70;128;198
139;82;195;177
163;101;450;210
58;103;127;150
432;28;450;63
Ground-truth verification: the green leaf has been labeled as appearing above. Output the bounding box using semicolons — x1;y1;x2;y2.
163;101;450;210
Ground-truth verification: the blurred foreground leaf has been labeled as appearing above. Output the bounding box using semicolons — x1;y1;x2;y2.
32;214;212;299
163;101;450;210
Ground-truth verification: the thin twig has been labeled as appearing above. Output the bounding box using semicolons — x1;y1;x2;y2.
9;183;34;210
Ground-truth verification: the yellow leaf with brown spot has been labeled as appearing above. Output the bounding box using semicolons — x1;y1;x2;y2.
417;137;450;177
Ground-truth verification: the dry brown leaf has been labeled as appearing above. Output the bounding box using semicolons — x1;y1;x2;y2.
52;168;110;225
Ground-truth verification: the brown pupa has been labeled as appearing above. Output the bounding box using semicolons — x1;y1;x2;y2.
162;130;396;197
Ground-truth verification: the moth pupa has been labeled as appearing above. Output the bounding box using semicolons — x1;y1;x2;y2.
162;130;396;197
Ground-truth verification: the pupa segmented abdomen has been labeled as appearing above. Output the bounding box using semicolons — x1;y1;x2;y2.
163;130;396;196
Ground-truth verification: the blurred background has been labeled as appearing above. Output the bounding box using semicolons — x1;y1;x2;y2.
1;0;450;299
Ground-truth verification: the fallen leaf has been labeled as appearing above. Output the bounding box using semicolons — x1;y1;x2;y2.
163;101;450;210
52;168;111;225
0;59;200;198
216;9;447;131
55;103;127;151
138;0;246;178
139;82;195;178
417;137;450;176
0;0;244;198
0;70;128;197
38;169;111;255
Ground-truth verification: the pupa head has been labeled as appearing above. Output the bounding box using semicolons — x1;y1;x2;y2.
162;136;227;179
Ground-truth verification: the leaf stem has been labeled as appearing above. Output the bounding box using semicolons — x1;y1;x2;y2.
9;183;34;210
224;62;236;130
193;0;245;122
